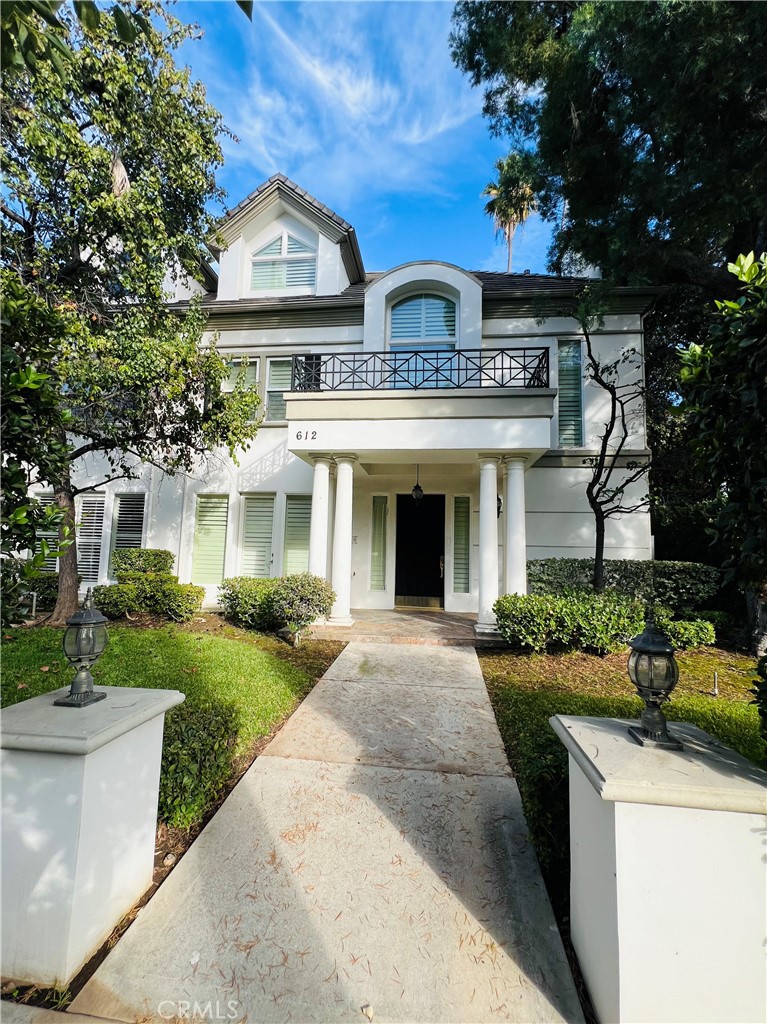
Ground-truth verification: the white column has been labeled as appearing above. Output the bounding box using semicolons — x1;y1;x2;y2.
476;455;500;632
504;456;528;595
329;455;356;625
308;456;331;579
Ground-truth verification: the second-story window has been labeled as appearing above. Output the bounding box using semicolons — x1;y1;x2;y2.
389;293;456;347
251;234;316;291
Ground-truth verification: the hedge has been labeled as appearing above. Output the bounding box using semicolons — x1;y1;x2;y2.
112;548;175;575
26;572;82;610
527;558;719;612
494;591;646;654
220;573;335;639
94;549;203;623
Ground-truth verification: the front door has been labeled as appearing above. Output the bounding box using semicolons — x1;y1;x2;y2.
395;493;445;607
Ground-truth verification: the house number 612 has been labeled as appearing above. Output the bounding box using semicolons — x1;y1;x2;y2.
295;430;317;441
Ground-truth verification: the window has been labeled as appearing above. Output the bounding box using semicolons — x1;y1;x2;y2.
251;233;316;291
222;358;259;392
558;340;584;447
390;294;456;343
241;495;274;577
453;497;470;593
77;493;106;583
370;496;387;591
35;492;58;572
266;359;292;421
283;495;311;575
192;495;228;584
110;493;146;572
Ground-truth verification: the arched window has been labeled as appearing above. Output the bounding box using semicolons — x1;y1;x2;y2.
251;233;316;291
389;293;456;347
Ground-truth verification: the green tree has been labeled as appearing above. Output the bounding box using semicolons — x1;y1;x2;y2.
1;3;260;625
681;253;767;654
482;152;537;273
451;1;767;291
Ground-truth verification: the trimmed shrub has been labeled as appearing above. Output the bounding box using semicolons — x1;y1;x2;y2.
219;576;280;630
111;548;175;575
158;700;240;828
655;614;716;650
494;590;645;655
27;572;81;610
271;573;335;637
92;583;140;619
154;583;205;623
527;558;719;612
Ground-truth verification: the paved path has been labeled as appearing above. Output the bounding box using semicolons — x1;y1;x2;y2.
72;644;583;1024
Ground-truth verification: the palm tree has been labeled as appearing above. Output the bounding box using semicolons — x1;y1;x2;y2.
482;153;537;274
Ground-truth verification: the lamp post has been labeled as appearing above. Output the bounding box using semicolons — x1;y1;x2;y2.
627;618;682;750
54;588;108;708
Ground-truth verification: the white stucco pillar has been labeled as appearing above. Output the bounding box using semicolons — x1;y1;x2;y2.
329;455;356;625
503;456;528;595
308;456;331;579
476;455;500;633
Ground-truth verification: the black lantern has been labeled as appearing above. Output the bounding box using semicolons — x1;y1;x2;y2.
411;464;424;503
55;589;108;709
627;618;682;749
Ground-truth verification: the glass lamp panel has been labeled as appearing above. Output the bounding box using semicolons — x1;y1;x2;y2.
92;623;108;657
63;626;80;661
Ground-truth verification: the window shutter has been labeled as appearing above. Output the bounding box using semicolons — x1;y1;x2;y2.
285;259;316;287
391;294;456;341
558;341;584;447
192;495;229;584
251;261;286;290
423;295;456;337
286;235;314;255
266;359;293;421
254;237;283;258
111;494;145;562
78;493;106;583
222;359;259;392
453;497;470;593
370;496;387;591
283;495;311;575
241;495;274;577
36;492;58;572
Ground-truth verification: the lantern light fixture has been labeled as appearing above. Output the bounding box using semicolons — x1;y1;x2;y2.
626;617;682;749
54;588;109;709
411;464;424;503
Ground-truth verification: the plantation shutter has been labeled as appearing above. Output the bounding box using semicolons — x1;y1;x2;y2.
251;235;316;290
222;359;259;392
254;237;282;258
370;496;387;591
36;492;58;572
266;359;292;421
77;493;106;583
558;340;584;447
391;294;456;341
192;495;229;584
283;495;311;575
453;496;470;593
111;493;145;557
241;495;274;577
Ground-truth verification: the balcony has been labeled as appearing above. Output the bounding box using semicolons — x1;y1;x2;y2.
284;346;555;464
291;347;549;392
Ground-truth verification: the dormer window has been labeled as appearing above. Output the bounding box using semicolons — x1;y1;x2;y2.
251;233;316;291
390;292;457;349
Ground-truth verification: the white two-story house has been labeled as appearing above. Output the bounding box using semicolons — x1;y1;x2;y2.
45;174;654;634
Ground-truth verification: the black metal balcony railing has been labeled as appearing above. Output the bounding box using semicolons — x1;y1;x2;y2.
290;347;549;392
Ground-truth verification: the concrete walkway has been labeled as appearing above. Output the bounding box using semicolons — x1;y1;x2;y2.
307;609;479;645
71;643;583;1024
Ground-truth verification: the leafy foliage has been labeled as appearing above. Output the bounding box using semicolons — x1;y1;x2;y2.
92;582;140;619
25;571;82;611
219;577;281;631
112;548;175;575
450;2;767;290
494;591;646;655
220;574;336;640
527;558;720;612
653;615;716;651
750;657;767;762
481;152;537;273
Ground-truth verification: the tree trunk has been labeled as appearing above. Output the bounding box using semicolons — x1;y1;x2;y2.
746;585;767;658
593;512;606;591
49;474;79;626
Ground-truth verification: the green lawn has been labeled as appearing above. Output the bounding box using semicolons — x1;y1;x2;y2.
2;622;344;827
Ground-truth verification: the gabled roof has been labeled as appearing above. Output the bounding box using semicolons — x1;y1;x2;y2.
217;174;366;285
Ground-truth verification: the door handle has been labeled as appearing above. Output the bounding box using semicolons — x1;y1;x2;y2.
439;555;444;578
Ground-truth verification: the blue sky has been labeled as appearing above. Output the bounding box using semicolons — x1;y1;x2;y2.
175;1;553;275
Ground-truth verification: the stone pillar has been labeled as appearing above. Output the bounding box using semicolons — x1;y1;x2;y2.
476;455;500;633
1;686;185;987
308;456;331;579
329;455;356;625
503;456;528;595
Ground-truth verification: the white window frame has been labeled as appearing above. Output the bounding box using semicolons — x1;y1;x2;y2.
249;232;317;295
221;355;260;393
556;338;585;448
265;357;293;423
387;292;458;350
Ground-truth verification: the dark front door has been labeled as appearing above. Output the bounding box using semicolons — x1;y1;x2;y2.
395;493;445;607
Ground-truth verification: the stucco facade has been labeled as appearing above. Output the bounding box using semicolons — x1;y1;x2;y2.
39;175;655;632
